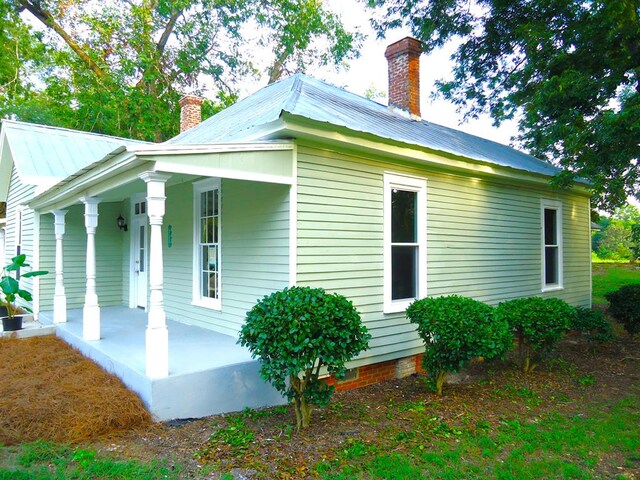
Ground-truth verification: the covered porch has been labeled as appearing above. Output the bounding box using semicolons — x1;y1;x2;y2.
29;141;295;420
40;306;285;420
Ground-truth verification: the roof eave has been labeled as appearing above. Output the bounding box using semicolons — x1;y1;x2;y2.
277;112;591;194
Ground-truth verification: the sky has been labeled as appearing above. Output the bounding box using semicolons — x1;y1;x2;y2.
239;0;520;147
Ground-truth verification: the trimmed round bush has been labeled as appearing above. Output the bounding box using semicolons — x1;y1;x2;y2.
406;295;512;395
494;297;575;372
605;284;640;335
571;306;614;342
238;286;371;430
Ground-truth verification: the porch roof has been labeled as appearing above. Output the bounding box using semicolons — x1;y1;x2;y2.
28;141;295;212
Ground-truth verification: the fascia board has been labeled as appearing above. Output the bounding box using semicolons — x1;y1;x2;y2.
131;141;294;156
278;113;592;196
0;129;13;202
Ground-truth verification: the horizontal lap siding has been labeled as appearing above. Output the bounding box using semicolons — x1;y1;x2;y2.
39;202;125;310
162;179;289;336
295;144;592;367
4;166;35;310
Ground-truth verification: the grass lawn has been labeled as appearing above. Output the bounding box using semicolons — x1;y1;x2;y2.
592;262;640;305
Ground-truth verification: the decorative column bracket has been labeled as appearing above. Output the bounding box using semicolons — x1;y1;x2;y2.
81;197;101;340
52;210;68;324
140;172;172;379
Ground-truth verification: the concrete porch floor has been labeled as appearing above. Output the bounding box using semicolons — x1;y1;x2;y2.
39;307;285;421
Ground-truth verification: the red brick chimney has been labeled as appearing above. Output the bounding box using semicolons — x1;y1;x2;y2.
384;37;422;119
179;95;204;132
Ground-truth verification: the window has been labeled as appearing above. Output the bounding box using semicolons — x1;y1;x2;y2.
384;173;427;313
193;179;221;309
541;200;563;291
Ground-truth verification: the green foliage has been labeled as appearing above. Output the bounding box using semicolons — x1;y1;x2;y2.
368;0;640;210
406;295;512;395
2;441;177;479
605;284;640;335
3;0;360;141
494;297;575;372
571;307;614;342
0;254;48;320
238;286;370;429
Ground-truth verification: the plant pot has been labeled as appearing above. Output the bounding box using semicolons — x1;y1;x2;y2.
2;315;23;332
0;306;7;318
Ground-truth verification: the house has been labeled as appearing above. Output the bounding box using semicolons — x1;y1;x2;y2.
0;37;592;420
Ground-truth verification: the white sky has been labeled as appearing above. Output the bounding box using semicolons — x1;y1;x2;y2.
237;0;520;147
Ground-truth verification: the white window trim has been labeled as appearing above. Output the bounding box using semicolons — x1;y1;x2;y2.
383;172;427;314
192;178;222;311
541;199;563;292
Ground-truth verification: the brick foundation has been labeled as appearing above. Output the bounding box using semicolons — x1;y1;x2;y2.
325;354;424;391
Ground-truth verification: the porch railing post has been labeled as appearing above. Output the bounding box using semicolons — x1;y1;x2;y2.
81;197;101;340
52;209;68;324
140;172;171;379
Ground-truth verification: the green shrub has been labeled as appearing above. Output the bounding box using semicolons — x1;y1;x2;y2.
238;286;371;430
605;284;640;334
494;297;575;372
571;307;614;342
406;295;512;395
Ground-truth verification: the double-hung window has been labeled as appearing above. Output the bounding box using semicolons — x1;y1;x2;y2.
193;179;221;309
384;173;427;313
541;199;563;291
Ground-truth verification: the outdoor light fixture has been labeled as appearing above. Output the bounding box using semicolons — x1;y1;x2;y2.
117;214;128;232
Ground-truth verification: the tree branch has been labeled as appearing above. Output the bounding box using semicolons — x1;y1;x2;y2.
16;0;107;79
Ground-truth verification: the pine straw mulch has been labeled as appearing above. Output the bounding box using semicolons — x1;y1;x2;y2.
0;336;152;446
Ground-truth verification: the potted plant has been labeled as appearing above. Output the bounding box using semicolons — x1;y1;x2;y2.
0;254;48;332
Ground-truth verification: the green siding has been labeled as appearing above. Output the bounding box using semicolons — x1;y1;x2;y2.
295;144;592;366
4;165;35;310
39;202;126;310
163;179;290;336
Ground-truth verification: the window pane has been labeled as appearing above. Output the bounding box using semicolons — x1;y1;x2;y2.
207;190;214;216
544;208;557;245
213;216;219;243
206;217;214;244
141;202;146;214
545;246;558;284
135;203;140;215
201;218;207;243
202;246;208;270
392;189;416;243
139;225;145;273
391;245;417;300
209;272;217;298
202;273;209;297
208;245;218;270
214;189;219;216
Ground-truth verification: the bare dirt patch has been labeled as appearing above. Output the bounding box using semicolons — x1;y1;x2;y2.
0;336;152;445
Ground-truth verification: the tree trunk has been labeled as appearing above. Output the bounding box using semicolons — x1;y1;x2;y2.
293;395;312;430
435;371;446;396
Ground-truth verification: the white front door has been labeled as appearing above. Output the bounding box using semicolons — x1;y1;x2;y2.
131;199;148;309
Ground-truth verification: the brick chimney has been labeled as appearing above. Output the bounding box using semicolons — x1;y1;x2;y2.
179;95;204;132
384;37;422;119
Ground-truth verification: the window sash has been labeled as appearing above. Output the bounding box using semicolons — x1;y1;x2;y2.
193;179;221;309
541;202;562;290
384;173;427;313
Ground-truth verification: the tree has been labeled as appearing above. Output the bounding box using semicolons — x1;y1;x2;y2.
2;0;360;141
367;0;640;211
238;286;371;430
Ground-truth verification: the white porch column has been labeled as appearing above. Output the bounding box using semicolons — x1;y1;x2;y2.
81;197;101;340
52;210;68;324
140;172;171;379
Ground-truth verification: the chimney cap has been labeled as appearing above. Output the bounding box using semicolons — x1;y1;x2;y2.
384;37;423;59
179;95;204;107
